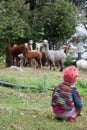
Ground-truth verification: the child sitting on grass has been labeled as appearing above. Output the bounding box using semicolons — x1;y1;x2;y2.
51;66;83;121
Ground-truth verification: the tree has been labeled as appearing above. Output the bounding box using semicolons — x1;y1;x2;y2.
34;0;78;45
24;0;36;11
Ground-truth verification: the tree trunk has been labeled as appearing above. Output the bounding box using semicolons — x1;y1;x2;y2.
77;52;81;60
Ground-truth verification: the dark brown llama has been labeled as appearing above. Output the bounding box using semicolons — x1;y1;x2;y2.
23;44;42;69
5;37;30;66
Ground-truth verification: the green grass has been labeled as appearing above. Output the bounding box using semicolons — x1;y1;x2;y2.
0;67;87;130
0;87;87;130
0;67;87;93
0;67;63;89
0;57;5;69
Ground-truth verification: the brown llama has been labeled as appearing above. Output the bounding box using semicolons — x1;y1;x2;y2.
5;37;31;66
23;44;42;69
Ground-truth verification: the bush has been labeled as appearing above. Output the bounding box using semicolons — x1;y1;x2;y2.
65;54;76;67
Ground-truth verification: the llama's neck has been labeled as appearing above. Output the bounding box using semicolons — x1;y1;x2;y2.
6;40;12;53
64;48;68;55
44;48;51;58
24;47;29;58
30;44;33;50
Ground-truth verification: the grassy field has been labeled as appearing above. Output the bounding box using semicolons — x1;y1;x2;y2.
0;67;87;130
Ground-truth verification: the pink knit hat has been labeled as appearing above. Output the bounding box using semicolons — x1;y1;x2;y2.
63;66;79;84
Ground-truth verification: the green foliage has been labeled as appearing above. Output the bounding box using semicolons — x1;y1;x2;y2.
77;80;87;88
0;0;29;41
65;54;76;66
42;0;77;43
37;74;48;92
76;80;87;95
0;56;5;68
0;76;18;84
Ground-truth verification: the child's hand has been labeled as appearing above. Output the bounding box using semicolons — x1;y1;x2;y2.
77;112;82;116
79;113;82;116
76;108;83;117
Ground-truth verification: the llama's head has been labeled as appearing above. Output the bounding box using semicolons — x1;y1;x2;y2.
25;43;28;47
5;37;10;43
63;45;71;55
43;40;49;50
36;42;42;51
24;43;31;50
28;40;33;45
23;43;31;56
43;39;48;44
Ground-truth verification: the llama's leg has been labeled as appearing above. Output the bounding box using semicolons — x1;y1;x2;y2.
59;60;64;72
36;57;42;69
16;56;20;67
53;63;56;70
48;60;55;70
41;52;47;66
49;60;52;70
23;57;28;67
28;59;32;67
11;56;14;65
31;59;38;68
39;59;42;69
51;60;55;70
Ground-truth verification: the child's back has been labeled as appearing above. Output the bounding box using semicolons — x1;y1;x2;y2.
51;66;83;121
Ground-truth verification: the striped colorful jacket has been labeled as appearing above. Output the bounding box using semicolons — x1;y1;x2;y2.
51;82;83;114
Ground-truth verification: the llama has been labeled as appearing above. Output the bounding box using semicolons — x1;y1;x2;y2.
26;41;41;68
28;41;47;68
23;44;42;69
35;42;49;67
76;59;87;70
5;37;31;66
42;40;70;71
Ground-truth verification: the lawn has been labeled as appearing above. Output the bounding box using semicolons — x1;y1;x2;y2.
0;66;87;130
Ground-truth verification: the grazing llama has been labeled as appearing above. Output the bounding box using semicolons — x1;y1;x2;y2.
76;59;87;70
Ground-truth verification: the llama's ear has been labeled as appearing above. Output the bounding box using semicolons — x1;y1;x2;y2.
24;43;28;47
43;39;48;44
